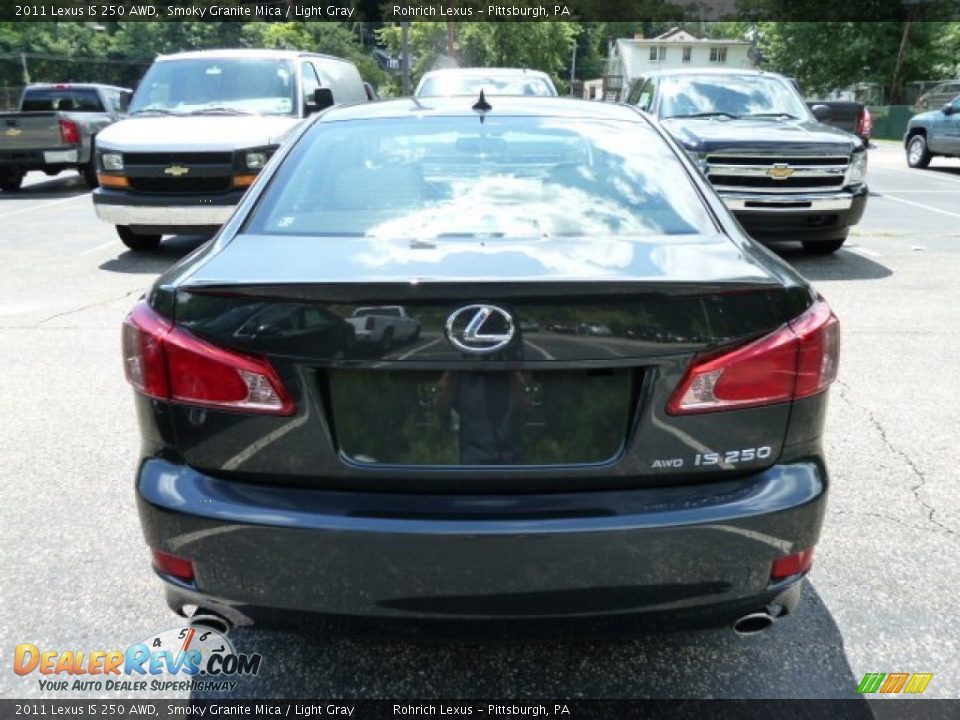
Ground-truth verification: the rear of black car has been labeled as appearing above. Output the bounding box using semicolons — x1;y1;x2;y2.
123;100;838;629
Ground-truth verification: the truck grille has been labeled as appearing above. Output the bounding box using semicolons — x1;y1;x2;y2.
706;154;849;194
128;176;233;194
123;152;234;166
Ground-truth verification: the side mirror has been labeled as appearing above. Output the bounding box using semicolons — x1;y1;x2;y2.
306;87;334;114
943;103;956;116
810;104;831;121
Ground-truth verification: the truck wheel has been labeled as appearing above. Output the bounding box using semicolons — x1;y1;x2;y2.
0;170;24;192
906;134;932;169
381;328;394;352
117;226;161;252
81;156;99;189
802;237;846;254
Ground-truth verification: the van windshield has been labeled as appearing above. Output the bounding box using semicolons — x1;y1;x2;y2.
129;58;297;116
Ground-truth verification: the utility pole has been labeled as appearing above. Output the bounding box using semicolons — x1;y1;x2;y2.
401;22;411;96
446;20;456;63
20;52;30;85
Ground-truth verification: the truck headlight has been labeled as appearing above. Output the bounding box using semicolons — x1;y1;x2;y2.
101;153;123;171
847;151;868;186
244;151;268;170
684;148;709;175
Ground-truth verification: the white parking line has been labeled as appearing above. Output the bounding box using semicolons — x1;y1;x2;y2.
0;194;87;220
878;193;960;220
848;246;882;259
78;239;116;256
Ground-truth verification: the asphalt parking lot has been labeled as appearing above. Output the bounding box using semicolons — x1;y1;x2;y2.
1;140;958;700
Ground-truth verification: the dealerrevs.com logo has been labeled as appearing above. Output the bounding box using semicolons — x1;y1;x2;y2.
13;626;261;693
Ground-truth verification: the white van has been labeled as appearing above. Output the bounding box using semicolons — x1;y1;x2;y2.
93;49;368;251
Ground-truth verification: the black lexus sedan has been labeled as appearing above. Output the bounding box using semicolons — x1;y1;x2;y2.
124;97;839;634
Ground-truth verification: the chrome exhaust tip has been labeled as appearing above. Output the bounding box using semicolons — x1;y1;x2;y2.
732;612;775;636
189;610;232;635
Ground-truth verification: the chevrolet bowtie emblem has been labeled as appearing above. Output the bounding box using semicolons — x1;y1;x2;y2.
164;165;190;177
767;163;795;180
4;127;22;137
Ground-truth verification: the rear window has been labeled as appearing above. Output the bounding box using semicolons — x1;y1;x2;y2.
418;75;556;97
246;116;714;239
21;88;104;112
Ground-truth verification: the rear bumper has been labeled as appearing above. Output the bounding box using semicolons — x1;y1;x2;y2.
137;457;827;624
724;185;868;241
92;187;242;230
0;147;82;169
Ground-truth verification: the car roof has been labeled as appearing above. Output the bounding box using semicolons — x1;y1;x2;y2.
26;83;132;92
421;67;552;78
155;48;347;64
320;96;645;122
642;68;785;79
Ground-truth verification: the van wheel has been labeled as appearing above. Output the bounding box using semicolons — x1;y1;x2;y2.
117;226;161;252
802;237;846;254
906;134;932;168
0;170;24;192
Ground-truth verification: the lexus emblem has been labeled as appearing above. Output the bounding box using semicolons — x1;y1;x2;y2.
445;304;515;355
164;164;190;176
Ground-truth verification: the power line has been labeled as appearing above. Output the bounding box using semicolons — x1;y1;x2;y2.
0;52;151;65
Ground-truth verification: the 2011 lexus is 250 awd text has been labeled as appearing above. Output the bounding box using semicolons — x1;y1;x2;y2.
122;97;839;635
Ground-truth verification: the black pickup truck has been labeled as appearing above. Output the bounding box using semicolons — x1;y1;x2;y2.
626;68;868;253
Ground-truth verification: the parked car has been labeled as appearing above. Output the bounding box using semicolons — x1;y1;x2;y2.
903;95;960;168
915;80;960;111
93;48;368;251
123;97;839;633
626;68;868;253
784;78;872;143
346;305;420;350
0;83;131;192
415;68;558;98
808;101;872;143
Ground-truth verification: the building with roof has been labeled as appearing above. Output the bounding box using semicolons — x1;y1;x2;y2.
603;27;755;102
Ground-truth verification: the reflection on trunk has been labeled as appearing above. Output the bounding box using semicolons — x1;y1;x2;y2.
329;369;634;466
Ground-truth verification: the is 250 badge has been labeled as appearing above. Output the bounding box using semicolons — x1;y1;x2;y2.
694;446;772;466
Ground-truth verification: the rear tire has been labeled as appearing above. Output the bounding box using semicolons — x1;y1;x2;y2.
802;236;846;254
117;225;161;252
0;170;24;192
81;154;99;189
906;134;932;168
381;328;394;352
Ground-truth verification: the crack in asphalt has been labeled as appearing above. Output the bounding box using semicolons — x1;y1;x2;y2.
837;381;955;537
31;288;142;327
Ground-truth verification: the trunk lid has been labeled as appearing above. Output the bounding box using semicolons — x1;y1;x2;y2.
161;233;805;489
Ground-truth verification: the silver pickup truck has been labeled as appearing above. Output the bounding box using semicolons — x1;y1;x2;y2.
0;83;131;192
93;48;368;251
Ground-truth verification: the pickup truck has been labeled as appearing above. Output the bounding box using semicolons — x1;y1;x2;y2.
626;68;868;253
93;48;368;251
346;306;421;351
904;95;960;168
808;101;872;143
0;83;131;192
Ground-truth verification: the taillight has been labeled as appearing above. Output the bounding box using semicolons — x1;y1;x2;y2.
856;107;872;139
667;297;839;415
122;300;294;415
771;548;814;580
151;549;195;583
58;119;79;145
